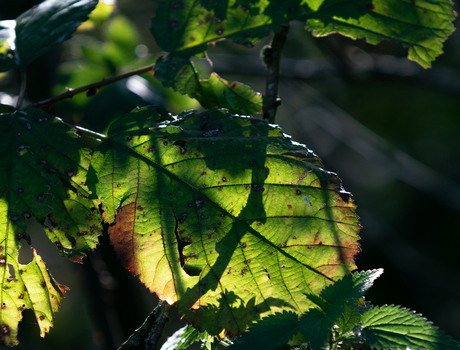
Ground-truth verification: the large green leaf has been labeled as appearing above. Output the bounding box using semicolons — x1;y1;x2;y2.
151;0;456;68
6;0;98;69
155;55;263;115
0;108;102;344
361;305;460;350
88;107;360;336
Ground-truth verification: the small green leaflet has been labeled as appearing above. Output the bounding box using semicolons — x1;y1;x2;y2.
88;107;360;336
361;305;460;350
154;55;263;115
150;0;456;68
1;0;98;71
0;108;102;344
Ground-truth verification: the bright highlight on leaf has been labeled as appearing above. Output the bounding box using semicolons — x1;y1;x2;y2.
88;106;360;336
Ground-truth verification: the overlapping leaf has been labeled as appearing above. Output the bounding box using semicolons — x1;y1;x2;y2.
0;108;102;344
151;0;456;68
0;0;97;72
361;305;460;350
155;55;263;115
88;107;360;336
0;108;102;261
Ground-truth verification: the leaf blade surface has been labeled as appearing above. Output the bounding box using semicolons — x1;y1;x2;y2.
89;107;360;336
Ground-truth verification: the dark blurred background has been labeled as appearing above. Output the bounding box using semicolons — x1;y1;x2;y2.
1;0;460;349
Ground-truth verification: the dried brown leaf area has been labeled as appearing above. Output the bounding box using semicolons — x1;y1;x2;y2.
90;108;360;336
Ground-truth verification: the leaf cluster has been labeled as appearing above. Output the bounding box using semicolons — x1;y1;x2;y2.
0;0;458;348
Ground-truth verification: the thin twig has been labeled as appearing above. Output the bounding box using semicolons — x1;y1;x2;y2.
16;68;27;109
27;63;156;109
117;301;172;350
263;25;290;123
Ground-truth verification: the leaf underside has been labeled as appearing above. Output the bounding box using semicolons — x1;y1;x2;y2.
0;108;102;344
88;107;360;336
151;0;456;68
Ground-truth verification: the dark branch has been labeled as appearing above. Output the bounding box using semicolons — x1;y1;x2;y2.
27;63;155;109
117;300;172;350
263;25;289;123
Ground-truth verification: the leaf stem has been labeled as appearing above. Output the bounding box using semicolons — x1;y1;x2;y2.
16;68;27;109
26;63;156;109
117;300;172;350
263;25;289;123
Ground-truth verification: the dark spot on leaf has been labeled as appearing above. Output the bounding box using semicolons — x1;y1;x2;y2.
201;171;207;176
293;236;297;239
11;215;19;222
296;190;301;196
1;324;9;335
1;303;5;310
215;17;222;23
147;146;155;153
77;231;88;236
195;198;204;209
41;147;47;152
40;159;47;165
220;213;225;218
198;20;203;25
189;253;198;259
126;135;133;142
66;169;75;177
116;183;121;188
48;168;58;174
215;28;224;35
241;243;247;248
37;194;44;202
163;140;168;146
227;267;232;274
222;177;227;182
137;205;144;211
242;6;247;11
41;281;46;288
256;222;262;226
17;144;27;151
318;241;323;245
218;187;222;191
245;259;251;264
281;265;286;269
188;202;192;207
202;184;206;187
205;13;212;22
196;223;200;227
17;188;23;194
39;315;45;321
287;204;292;209
179;213;188;224
208;234;212;239
240;268;247;276
190;36;195;41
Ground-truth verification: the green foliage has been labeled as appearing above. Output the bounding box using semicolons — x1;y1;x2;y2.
232;270;460;350
0;0;97;71
0;0;457;348
87;106;360;336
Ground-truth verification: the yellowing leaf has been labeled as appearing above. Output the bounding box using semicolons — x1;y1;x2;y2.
88;107;360;336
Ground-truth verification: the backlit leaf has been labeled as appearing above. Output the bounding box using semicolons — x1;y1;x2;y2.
0;249;68;346
0;108;101;344
154;54;263;115
0;108;102;261
150;0;455;68
88;107;360;336
15;0;98;67
361;305;460;350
